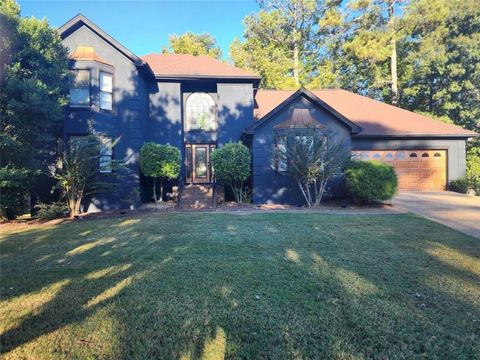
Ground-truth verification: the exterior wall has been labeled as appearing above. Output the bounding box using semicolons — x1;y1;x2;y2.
252;96;352;205
352;138;467;182
62;25;150;210
217;83;254;146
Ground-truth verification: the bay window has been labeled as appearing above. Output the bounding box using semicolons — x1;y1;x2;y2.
70;70;90;107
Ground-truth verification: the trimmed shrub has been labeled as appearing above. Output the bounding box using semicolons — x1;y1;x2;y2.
449;176;478;195
211;142;251;203
140;143;180;203
346;160;398;204
35;202;68;221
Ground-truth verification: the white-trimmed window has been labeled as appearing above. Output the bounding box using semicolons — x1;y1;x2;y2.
185;92;216;131
99;72;113;111
70;70;90;107
99;137;113;173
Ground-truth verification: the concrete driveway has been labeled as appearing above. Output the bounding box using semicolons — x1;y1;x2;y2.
393;191;480;239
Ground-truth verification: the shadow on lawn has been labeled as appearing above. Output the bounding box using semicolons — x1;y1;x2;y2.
0;213;479;359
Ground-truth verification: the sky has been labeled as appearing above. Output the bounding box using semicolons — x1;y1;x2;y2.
18;0;260;60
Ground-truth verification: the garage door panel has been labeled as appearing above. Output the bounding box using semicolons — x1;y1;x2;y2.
352;150;447;191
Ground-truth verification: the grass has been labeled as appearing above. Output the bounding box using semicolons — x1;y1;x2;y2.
0;212;479;359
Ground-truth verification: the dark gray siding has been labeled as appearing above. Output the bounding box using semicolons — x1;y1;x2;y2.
352;138;467;182
252;96;352;205
62;25;150;210
217;83;254;146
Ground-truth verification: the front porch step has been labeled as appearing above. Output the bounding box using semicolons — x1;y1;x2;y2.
178;184;224;209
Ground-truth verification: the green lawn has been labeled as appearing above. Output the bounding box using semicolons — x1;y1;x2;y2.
1;213;479;359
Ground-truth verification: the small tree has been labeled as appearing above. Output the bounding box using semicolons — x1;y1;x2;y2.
139;143;180;203
274;126;349;207
211;142;251;203
52;135;118;218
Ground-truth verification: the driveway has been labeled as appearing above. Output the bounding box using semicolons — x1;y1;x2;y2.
393;191;480;239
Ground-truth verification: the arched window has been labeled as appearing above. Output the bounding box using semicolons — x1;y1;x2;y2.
373;153;382;160
385;153;394;160
185;93;216;131
410;153;417;158
397;152;406;160
422;152;429;158
434;152;442;157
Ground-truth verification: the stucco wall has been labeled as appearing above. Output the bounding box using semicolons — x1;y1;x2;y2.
352;137;467;182
62;24;149;210
252;96;352;205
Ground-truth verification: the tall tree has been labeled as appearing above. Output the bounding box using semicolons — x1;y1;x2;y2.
230;0;321;89
162;32;222;59
400;0;480;131
0;0;69;218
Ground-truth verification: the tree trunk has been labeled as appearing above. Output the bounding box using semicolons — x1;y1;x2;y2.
293;41;300;88
389;1;399;106
153;178;158;204
159;181;163;203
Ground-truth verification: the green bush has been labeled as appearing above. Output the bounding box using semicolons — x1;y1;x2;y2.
211;142;251;203
35;202;68;220
140;143;180;203
345;160;398;204
449;176;478;195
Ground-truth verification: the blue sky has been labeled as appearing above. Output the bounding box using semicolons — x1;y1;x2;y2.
18;0;260;59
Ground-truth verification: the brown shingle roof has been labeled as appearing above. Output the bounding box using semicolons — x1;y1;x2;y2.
255;89;477;137
141;53;260;79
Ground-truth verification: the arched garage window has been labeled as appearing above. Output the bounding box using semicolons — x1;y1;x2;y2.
185;92;216;131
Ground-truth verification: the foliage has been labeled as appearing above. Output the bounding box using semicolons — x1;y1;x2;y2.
345;160;398;204
35;201;68;221
0;0;69;219
274;126;349;207
163;32;222;59
0;166;32;219
52;135;118;217
139;143;180;203
466;146;480;183
230;0;323;89
448;177;472;195
211;142;251;203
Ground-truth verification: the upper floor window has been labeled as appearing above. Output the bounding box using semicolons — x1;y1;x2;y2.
99;72;113;111
70;70;90;107
185;92;216;131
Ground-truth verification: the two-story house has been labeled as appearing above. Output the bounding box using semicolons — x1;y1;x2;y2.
59;14;477;210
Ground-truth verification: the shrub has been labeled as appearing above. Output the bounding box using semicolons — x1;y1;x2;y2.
448;177;471;194
345;160;398;204
35;202;68;220
140;143;180;203
211;142;251;203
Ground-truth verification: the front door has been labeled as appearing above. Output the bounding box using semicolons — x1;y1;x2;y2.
185;144;215;183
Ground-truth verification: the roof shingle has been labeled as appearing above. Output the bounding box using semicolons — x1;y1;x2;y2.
141;53;260;79
254;89;477;137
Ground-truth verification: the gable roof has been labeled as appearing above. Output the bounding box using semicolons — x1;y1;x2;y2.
141;53;261;80
59;14;152;73
248;89;362;135
274;108;326;130
254;89;478;138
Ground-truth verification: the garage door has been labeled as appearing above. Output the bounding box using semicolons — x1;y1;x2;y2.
352;150;447;191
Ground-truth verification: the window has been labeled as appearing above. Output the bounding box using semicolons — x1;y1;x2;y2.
99;137;113;173
385;153;394;160
409;152;417;158
99;72;113;111
421;152;429;158
276;136;287;172
373;153;382;160
70;70;90;107
434;152;442;157
185;92;216;131
396;152;406;160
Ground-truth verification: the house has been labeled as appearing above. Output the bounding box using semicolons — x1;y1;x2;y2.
58;14;477;209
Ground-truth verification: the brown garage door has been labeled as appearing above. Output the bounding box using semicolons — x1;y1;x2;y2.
352;150;447;191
